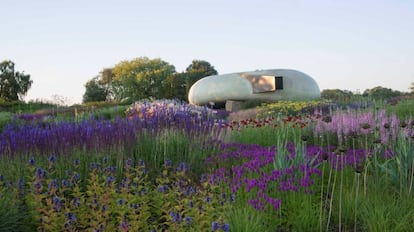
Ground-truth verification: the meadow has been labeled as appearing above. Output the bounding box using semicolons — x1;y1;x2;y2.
0;98;413;231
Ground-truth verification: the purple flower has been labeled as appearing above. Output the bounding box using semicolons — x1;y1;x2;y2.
164;159;172;168
117;199;125;205
65;212;77;222
137;160;145;167
61;179;69;188
103;156;108;165
184;216;192;226
125;159;133;169
106;176;115;185
119;217;130;231
212;221;219;231
48;154;56;164
53;196;62;212
72;197;81;207
222;223;230;232
28;156;35;166
35;168;46;180
157;185;168;193
71;173;80;184
73;159;80;167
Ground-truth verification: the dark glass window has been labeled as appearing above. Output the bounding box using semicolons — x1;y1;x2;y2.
275;76;283;89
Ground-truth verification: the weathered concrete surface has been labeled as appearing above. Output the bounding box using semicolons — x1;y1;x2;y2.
188;69;320;105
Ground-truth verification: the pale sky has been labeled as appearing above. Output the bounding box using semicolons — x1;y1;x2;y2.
2;0;413;104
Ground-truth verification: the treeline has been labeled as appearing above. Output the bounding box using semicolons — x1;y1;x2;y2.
82;57;217;103
321;86;413;103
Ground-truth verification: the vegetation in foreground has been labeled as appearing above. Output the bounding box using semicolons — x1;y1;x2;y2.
0;99;413;231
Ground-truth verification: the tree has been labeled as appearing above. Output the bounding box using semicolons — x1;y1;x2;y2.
362;86;402;100
410;82;414;94
0;60;32;102
321;89;353;102
99;68;114;100
112;57;176;101
83;76;107;103
184;60;218;96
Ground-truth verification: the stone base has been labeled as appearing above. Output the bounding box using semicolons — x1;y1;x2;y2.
225;100;244;112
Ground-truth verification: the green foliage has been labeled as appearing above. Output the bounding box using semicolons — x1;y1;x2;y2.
83;76;107;103
19;158;232;231
0;111;13;131
258;100;326;117
112;57;176;101
363;86;403;101
385;98;414;119
321;89;353;103
0;60;33;102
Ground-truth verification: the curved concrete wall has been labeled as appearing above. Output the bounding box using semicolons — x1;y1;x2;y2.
188;69;320;105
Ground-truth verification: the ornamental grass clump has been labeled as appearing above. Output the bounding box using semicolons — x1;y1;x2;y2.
5;156;232;231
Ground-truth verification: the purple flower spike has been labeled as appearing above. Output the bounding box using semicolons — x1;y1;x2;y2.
222;223;230;232
212;221;219;231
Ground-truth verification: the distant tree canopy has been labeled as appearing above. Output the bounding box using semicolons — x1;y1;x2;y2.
410;82;414;94
0;60;32;102
83;76;107;103
362;86;402;101
321;89;353;102
82;57;218;103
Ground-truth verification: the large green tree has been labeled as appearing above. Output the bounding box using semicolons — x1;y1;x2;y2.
0;60;32;102
184;60;218;96
112;57;176;101
83;76;107;103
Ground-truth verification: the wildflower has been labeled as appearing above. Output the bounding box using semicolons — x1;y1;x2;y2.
72;197;81;207
103;156;108;165
169;211;182;223
106;176;115;185
117;199;125;205
119;217;130;232
383;123;390;129
48;154;56;165
71;173;80;184
28;156;35;166
65;212;77;222
53;196;62;212
184;216;192;226
157;185;168;193
125;159;133;169
61;179;69;188
212;221;220;231
205;196;212;203
48;179;59;194
177;162;189;172
89;163;97;171
73;159;80;167
137;160;145;167
200;173;208;182
400;121;407;128
35;168;46;180
164;159;172;168
222;223;230;232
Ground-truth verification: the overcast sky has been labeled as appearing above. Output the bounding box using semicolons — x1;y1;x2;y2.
2;0;413;104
